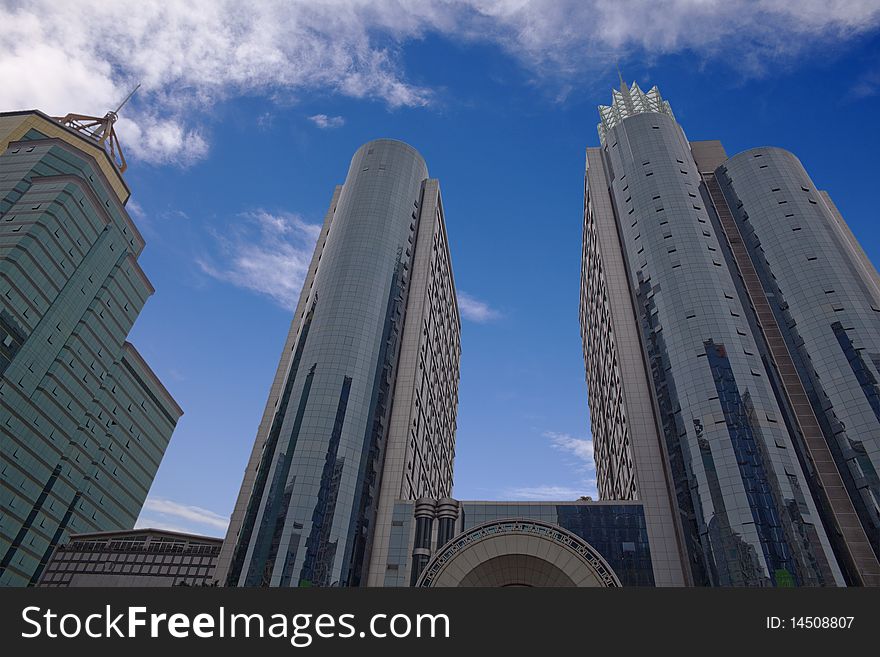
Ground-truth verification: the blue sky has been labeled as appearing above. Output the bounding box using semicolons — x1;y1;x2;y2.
3;1;880;536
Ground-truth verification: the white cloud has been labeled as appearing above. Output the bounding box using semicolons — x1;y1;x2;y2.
126;198;146;220
544;430;595;473
0;1;433;166
506;485;594;501
116;115;209;167
458;291;501;323
308;114;346;129
137;497;229;535
134;517;199;535
461;1;880;77
197;209;321;310
849;67;880;100
2;2;876;166
502;431;599;500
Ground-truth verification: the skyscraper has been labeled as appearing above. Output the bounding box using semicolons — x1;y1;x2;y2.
581;80;880;586
0;108;182;587
217;139;460;587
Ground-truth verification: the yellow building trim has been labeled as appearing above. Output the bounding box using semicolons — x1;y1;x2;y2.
0;112;130;203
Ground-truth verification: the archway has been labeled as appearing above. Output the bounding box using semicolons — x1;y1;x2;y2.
415;519;621;587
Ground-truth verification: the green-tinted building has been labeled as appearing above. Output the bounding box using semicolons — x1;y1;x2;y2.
0;109;182;586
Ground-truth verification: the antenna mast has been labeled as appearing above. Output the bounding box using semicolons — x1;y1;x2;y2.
53;83;141;174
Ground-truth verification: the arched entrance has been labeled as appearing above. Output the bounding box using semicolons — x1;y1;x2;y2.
415;519;621;587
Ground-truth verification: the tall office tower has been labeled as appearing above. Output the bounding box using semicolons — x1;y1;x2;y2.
217;139;460;587
0;108;182;587
581;80;880;586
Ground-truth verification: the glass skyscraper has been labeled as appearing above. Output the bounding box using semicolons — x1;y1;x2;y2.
580;81;880;586
216;139;460;587
0;109;182;587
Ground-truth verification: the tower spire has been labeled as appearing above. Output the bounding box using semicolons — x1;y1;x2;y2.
597;78;675;146
113;83;141;115
53;83;140;174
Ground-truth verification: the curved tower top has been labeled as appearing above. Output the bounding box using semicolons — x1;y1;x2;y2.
352;138;427;169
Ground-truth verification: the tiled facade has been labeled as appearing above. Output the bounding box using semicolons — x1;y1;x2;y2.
217;140;460;588
367;179;460;586
37;529;220;587
0;111;182;587
582;148;688;586
383;499;655;587
579;82;880;586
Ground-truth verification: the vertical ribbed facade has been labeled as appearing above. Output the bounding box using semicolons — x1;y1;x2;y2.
0;111;182;587
217;139;460;587
581;83;860;586
581;147;689;586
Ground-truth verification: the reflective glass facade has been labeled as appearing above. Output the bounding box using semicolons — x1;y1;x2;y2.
716;148;880;584
461;502;654;586
0;111;182;587
579;82;880;586
217;140;460;587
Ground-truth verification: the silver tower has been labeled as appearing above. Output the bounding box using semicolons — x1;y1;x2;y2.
581;80;880;586
217;139;460;587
